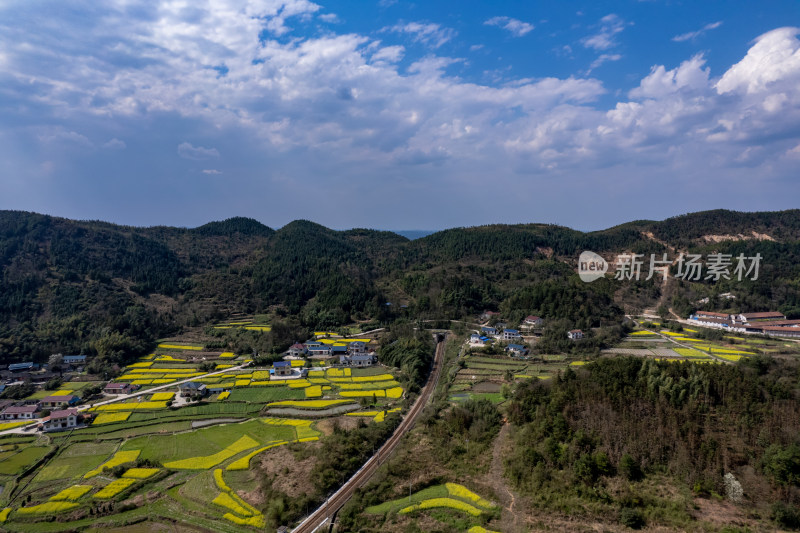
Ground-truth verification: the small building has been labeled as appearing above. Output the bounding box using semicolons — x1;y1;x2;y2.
42;408;78;432
331;344;348;355
524;315;544;327
8;362;38;373
737;311;786;323
348;341;367;355
505;343;529;356
179;381;207;399
469;333;482;343
307;345;333;357
40;395;80;409
568;329;584;340
480;310;500;321
502;329;521;341
62;355;87;365
273;361;293;377
104;382;138;395
481;326;498;336
339;354;377;367
2;405;39;420
695;311;731;320
286;344;308;358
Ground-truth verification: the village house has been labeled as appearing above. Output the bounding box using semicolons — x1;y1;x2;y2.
62;355;87;365
42;408;79;432
481;326;498;336
479;310;500;321
568;329;584;340
273;361;293;377
505;343;529;356
735;311;786;324
694;311;731;321
502;329;521;341
469;333;481;343
8;362;38;373
524;315;544;327
331;344;348;356
40;395;80;409
179;381;207;399
306;345;333;357
104;382;138;395
286;343;308;358
348;341;367;355
339;354;378;367
2;404;39;420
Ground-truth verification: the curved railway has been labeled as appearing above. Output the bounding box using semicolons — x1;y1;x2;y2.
292;335;447;533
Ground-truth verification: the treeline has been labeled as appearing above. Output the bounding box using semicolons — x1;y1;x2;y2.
505;356;800;529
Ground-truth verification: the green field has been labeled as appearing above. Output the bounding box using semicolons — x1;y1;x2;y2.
120;420;296;464
33;441;118;482
0;446;52;476
227;387;305;403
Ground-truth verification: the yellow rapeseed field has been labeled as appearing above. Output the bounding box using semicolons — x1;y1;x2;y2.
85;450;141;478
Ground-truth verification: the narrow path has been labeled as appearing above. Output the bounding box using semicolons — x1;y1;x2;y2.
488;422;522;532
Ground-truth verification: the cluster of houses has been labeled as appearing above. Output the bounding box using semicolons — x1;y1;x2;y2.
470;314;551;357
285;340;378;368
690;311;800;338
0;394;86;432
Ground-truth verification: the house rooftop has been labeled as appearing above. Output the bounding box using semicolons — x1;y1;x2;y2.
273;361;290;368
3;405;38;414
49;408;78;419
41;395;79;402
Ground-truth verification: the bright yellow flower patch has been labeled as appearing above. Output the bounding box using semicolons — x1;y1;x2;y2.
17;501;79;514
93;412;131;425
122;468;160;479
266;399;353;409
85;450;141;478
93;478;137;499
50;485;93;501
150;392;174;401
400;497;482;516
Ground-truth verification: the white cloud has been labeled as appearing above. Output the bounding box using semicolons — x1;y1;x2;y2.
37;127;93;147
103;138;126;149
484;16;534;37
178;142;220;160
371;45;404;63
673;21;722;42
1;3;800;228
716;27;800;94
630;54;710;99
587;53;622;73
319;13;339;23
582;14;626;51
384;21;456;48
202;169;222;174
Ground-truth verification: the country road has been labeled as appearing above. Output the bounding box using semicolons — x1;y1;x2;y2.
0;362;250;436
291;335;447;533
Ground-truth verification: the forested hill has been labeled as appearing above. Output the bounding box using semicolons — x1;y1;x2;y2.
2;208;800;364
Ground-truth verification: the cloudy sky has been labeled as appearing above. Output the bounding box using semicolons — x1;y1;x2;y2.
1;1;799;231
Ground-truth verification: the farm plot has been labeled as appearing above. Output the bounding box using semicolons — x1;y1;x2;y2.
35;441;118;481
0;446;52;476
227;387;304;403
120;419;297;466
367;482;496;518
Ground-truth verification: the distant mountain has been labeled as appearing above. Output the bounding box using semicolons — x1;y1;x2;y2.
393;230;435;240
1;208;799;365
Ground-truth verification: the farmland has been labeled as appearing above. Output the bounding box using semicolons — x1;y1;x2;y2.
0;326;406;532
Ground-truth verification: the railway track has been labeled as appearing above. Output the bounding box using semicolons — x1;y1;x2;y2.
292;335;447;533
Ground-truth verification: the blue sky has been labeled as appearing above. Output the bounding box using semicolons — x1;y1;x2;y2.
1;1;799;232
